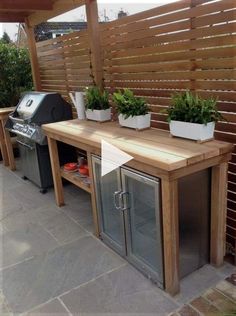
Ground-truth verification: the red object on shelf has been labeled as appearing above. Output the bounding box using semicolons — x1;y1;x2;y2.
79;165;89;176
64;162;78;171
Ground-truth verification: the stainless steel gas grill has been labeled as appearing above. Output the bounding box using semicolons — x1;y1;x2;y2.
6;92;75;193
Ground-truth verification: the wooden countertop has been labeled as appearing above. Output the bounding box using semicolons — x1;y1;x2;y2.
0;107;15;118
43;119;233;172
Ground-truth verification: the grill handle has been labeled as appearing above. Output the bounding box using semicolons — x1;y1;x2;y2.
16;139;34;150
9;115;25;124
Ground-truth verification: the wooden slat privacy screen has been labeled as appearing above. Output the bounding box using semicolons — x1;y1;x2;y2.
101;0;236;259
36;0;236;260
36;29;93;113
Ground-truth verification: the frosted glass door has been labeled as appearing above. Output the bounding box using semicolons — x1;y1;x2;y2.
92;156;126;255
121;168;163;286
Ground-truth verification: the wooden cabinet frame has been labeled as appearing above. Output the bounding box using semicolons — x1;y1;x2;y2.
43;120;232;296
0;107;16;171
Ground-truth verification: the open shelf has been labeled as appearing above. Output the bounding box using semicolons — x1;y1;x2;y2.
61;168;91;194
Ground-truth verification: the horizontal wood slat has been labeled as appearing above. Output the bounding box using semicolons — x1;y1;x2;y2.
36;28;92;115
35;0;236;258
101;0;236;256
101;0;235;35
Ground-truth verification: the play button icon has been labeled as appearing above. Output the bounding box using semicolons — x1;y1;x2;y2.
101;140;133;177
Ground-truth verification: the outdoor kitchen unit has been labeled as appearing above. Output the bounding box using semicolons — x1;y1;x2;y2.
6;92;74;193
42;120;233;295
92;156;210;288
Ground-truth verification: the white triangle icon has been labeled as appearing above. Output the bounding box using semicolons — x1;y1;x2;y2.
101;140;133;177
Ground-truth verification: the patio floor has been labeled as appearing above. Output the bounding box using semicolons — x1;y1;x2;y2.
0;161;236;315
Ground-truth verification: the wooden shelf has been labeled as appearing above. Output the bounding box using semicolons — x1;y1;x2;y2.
61;169;91;194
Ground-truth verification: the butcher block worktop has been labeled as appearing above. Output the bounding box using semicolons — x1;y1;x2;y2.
43;119;233;172
0;107;15;117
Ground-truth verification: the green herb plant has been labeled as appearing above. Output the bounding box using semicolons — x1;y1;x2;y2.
113;88;149;119
85;86;110;111
165;91;223;124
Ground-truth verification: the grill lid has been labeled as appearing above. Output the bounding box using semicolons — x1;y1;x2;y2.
5;91;73;145
17;93;46;120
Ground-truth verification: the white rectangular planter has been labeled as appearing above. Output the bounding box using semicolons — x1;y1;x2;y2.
86;108;111;122
118;113;151;130
170;120;215;141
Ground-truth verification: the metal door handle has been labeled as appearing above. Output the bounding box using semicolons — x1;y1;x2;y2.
119;191;129;211
113;190;122;210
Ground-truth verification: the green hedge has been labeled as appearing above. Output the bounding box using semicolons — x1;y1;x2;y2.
0;43;33;108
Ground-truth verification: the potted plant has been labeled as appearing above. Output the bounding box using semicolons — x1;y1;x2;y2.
165;91;223;142
113;89;150;130
85;86;111;122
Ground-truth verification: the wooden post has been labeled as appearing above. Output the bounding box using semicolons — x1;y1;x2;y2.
47;137;65;207
161;178;180;295
2;118;16;171
211;162;228;266
0;120;9;167
87;151;100;237
85;0;103;89
24;19;42;91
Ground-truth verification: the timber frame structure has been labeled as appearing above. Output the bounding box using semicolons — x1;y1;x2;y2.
0;0;101;90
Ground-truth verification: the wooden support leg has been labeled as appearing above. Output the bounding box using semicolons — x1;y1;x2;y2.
87;151;100;237
2;119;15;171
47;137;64;206
211;162;228;267
0;120;9;167
161;178;180;296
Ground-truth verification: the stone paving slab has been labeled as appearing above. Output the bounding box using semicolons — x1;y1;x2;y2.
0;290;12;316
1;236;125;314
1;163;236;316
61;264;178;315
25;298;70;316
175;265;233;305
0;223;59;269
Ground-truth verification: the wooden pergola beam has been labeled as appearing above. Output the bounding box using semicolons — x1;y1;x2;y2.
28;0;85;27
0;13;27;22
0;0;85;24
0;0;53;11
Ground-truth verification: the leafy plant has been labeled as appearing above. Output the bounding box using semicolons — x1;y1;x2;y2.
165;91;223;124
0;43;33;108
85;86;110;111
113;88;149;119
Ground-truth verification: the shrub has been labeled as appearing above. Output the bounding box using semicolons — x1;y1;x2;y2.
113;88;149;119
165;91;223;124
85;86;110;110
0;43;33;108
